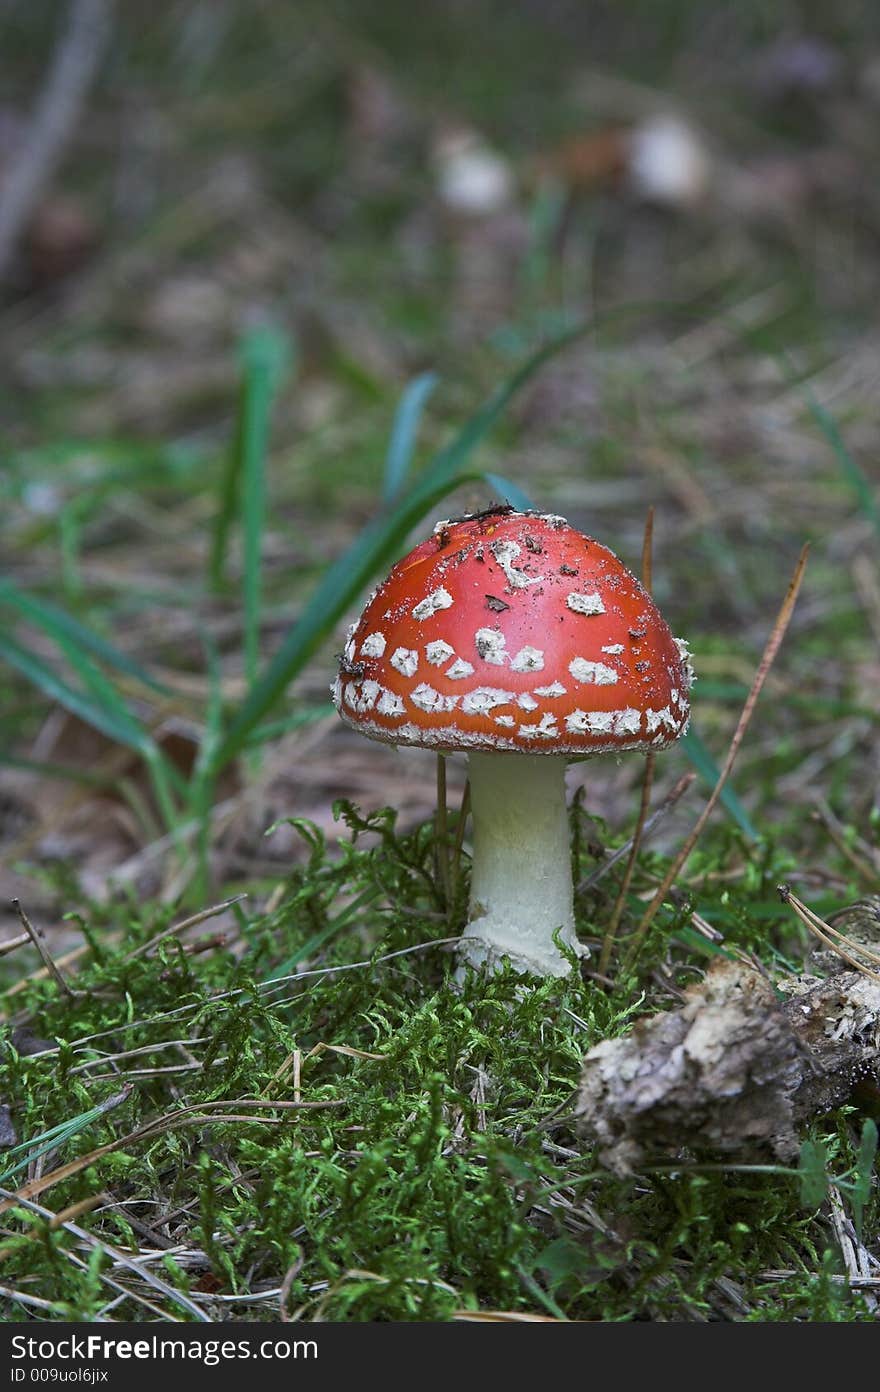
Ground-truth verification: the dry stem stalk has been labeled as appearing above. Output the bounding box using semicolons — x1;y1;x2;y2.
0;0;114;278
0;1184;208;1322
811;798;880;886
578;771;695;892
598;507;657;975
11;900;79;998
0;933;29;958
777;884;880;981
435;753;451;904
122;893;246;962
449;779;471;902
624;543;810;969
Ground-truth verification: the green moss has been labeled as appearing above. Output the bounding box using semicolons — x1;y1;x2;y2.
1;802;875;1322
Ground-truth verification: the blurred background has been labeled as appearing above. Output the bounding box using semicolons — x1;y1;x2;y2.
1;0;878;933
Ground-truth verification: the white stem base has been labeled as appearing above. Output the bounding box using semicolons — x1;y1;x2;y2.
458;752;585;978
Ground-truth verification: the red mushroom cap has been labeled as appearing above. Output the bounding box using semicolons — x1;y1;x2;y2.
333;507;693;755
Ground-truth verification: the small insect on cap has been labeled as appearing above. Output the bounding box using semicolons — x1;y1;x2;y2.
333;507;694;756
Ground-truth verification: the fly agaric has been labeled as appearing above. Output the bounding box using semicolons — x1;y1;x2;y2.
332;507;693;977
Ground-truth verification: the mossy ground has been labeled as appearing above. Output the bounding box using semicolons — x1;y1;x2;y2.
1;798;876;1321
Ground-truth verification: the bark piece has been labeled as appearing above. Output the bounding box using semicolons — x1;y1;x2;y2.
576;960;880;1175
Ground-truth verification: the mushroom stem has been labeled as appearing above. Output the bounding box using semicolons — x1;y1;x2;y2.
459;752;582;977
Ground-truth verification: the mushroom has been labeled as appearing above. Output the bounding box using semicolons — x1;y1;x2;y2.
432;126;515;217
626;114;712;209
332;507;693;977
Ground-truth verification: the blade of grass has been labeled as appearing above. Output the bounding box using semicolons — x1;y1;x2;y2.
483;473;536;511
187;634;225;902
4;439;198;490
0;752;118;787
672;926;735;960
522;180;567;300
382;371;438;503
268;884;384;980
0;632;151;756
241;327;293;686
0;578;169;695
805;390;880;538
208;326;291;596
694;680;875;719
680;725;759;842
776;347;880;537
852;1120;878;1239
243;704;336;749
435;754;450;906
208;465;486;776
58;499;83;599
0;631;182;834
0;1086;132;1184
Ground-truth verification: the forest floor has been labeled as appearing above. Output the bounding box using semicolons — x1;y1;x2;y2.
0;1;878;1320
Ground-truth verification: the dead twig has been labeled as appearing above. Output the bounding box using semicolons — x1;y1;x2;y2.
0;1184;208;1322
0;1096;345;1217
435;754;451;905
852;553;880;649
449;778;471;903
11;900;81;998
624;544;810;969
0;933;29;958
828;1183;877;1311
777;885;880;981
2;937;117;1008
598;756;655;977
599;507;657;976
0;0;115;279
578;771;695;892
122;894;246;962
810;798;879;886
6;934;463;1057
0;1285;68;1314
0;1190;108;1263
